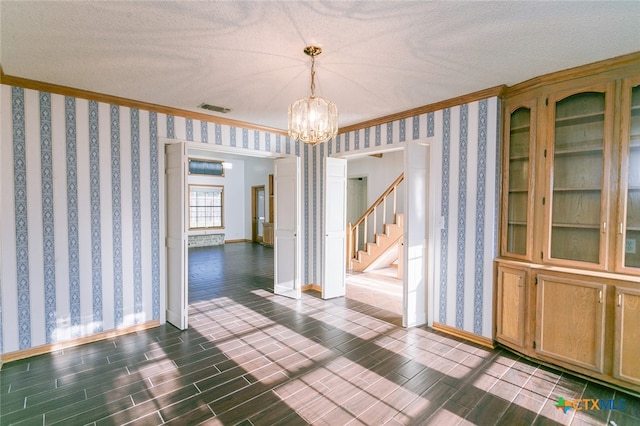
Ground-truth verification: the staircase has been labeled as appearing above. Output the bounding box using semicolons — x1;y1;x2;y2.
347;173;404;273
351;214;404;272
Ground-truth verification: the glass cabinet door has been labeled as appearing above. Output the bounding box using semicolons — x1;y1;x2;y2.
622;80;640;269
547;86;612;265
503;103;534;258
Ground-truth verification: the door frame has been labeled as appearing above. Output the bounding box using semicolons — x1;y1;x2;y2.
332;144;432;328
163;139;282;329
251;185;266;243
403;141;430;327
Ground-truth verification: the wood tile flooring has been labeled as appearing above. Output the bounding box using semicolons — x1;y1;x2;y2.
1;242;639;425
345;267;403;317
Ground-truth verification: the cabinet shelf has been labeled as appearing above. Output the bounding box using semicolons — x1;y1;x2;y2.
509;154;530;161
507;221;528;226
554;143;603;156
555;111;604;127
510;124;531;133
553;187;601;192
551;222;600;229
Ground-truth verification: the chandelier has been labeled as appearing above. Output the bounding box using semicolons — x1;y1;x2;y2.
288;46;338;145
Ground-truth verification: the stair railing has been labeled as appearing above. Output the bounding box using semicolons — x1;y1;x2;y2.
347;173;404;269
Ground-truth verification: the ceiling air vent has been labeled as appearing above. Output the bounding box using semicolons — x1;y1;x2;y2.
198;103;231;113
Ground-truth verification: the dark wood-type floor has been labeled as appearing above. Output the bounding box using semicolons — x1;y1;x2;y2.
1;242;639;425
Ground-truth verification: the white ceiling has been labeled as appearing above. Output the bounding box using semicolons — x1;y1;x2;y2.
2;1;639;132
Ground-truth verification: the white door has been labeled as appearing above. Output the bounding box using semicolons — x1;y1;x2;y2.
403;142;429;327
165;142;188;329
323;157;347;299
274;156;301;299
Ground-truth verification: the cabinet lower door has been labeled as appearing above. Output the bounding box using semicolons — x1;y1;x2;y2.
613;287;640;386
536;275;606;373
496;266;527;349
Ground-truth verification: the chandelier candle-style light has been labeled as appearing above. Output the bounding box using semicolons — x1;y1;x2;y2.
288;46;338;145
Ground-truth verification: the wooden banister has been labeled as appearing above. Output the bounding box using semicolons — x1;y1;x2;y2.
347;173;404;268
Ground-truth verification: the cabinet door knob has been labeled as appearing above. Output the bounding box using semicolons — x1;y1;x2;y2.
618;293;622;307
598;290;603;304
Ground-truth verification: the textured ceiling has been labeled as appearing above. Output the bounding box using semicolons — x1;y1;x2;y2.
2;1;639;132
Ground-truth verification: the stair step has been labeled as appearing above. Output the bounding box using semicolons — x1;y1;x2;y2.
349;213;405;272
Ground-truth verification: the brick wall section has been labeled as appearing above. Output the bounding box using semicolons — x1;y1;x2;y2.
188;234;225;247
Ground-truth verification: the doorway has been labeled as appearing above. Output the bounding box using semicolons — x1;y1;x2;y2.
347;176;367;222
165;141;284;330
342;146;430;328
347;176;367;252
252;185;265;243
345;155;402;316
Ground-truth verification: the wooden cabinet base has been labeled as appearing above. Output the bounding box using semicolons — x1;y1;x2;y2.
498;343;640;398
494;259;640;396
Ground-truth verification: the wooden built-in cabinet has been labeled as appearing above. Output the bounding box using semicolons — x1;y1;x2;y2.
263;222;274;247
496;53;640;395
263;174;275;247
268;174;274;223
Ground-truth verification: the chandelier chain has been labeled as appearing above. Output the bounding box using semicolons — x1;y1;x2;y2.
310;55;316;97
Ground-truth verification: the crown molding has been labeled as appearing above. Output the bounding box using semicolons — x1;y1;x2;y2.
504;50;640;98
0;72;289;136
338;85;507;135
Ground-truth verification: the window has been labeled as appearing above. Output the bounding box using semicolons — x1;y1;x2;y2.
189;159;224;176
189;185;223;229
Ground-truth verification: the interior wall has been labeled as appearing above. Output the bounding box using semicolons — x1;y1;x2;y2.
347;150;405;210
0;84;289;355
309;97;500;338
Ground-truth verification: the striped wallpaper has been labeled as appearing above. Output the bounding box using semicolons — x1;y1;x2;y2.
0;83;498;354
0;85;290;355
306;97;500;338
